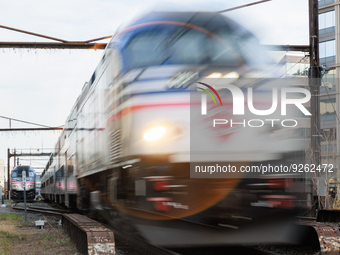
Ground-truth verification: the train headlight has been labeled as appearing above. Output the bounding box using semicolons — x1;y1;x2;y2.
144;126;166;141
13;185;18;188
223;71;239;79
206;72;222;78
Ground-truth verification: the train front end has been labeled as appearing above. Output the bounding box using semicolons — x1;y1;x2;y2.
11;166;36;201
77;11;308;247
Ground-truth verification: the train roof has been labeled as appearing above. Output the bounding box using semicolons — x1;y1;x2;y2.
12;165;35;172
119;11;250;37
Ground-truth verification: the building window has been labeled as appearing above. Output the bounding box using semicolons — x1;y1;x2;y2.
318;0;334;6
320;97;336;121
286;62;309;76
321;128;336;142
321;128;336;157
321;143;336;156
319;10;335;34
319;40;335;63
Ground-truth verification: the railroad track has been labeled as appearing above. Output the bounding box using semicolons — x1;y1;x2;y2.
10;201;299;255
10;202;288;255
28;204;72;214
12;201;179;255
12;203;70;216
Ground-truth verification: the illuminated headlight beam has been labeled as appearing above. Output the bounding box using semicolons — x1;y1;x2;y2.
144;126;166;141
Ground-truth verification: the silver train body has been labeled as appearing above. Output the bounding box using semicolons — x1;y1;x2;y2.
41;12;306;247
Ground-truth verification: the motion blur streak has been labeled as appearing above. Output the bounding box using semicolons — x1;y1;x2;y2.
41;12;305;247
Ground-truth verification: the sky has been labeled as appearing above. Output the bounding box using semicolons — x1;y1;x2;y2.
0;0;309;173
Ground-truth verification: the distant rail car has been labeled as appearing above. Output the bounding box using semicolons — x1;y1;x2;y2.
11;165;36;201
41;11;304;247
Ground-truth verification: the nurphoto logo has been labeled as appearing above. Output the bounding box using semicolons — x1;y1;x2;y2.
198;82;312;128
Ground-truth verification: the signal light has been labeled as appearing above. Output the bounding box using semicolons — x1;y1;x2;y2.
154;202;170;212
268;179;293;189
153;181;169;191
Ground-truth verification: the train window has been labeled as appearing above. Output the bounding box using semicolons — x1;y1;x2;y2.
67;107;77;135
169;29;207;64
67;165;74;176
228;32;273;66
126;29;168;69
208;34;240;64
110;49;122;82
12;169;32;177
57;166;64;177
124;27;245;69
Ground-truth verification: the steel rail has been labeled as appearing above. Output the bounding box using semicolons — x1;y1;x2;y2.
12;203;65;216
28;205;72;214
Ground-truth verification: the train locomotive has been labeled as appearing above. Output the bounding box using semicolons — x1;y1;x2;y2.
41;11;305;247
11;165;36;201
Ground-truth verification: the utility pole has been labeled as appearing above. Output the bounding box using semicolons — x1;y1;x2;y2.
7;149;10;200
309;0;321;216
13;149;16;168
2;165;4;205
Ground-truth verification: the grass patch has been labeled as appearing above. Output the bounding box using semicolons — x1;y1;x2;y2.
0;231;18;240
0;214;21;221
0;226;20;255
56;238;70;243
43;236;53;241
0;237;11;255
0;215;22;254
0;213;77;254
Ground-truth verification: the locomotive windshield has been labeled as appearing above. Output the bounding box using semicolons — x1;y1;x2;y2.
11;166;35;178
124;26;272;70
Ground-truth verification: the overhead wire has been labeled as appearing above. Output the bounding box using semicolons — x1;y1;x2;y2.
0;115;63;129
218;0;271;13
17;158;48;165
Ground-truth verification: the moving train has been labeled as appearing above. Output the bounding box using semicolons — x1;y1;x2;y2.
41;11;305;246
11;165;36;201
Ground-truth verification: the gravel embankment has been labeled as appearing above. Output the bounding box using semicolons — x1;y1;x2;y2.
1;200;61;225
0;200;79;255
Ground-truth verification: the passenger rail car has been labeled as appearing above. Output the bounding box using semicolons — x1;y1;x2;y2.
42;11;304;247
11;166;36;201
